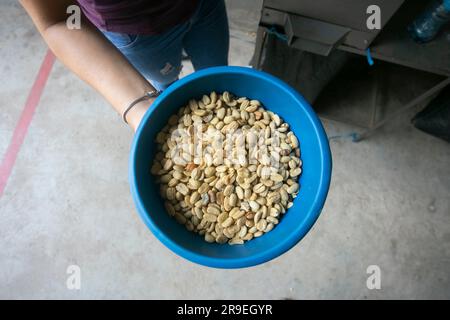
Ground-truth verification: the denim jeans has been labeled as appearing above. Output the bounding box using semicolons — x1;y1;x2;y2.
102;0;229;90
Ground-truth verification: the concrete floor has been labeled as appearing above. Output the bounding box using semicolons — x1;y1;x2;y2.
1;0;449;299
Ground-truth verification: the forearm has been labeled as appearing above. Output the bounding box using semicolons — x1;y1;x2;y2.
20;0;155;129
43;22;154;117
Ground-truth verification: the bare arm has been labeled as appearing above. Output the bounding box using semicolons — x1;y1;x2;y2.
20;0;155;131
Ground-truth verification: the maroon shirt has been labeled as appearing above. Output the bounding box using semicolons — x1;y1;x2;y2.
77;0;199;35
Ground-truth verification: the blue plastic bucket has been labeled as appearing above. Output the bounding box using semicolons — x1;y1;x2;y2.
130;66;332;268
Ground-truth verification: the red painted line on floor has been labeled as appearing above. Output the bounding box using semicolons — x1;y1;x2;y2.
0;50;55;197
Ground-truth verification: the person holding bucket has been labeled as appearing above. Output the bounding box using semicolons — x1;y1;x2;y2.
20;0;229;130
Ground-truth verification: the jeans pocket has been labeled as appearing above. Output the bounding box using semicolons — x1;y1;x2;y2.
103;31;140;49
